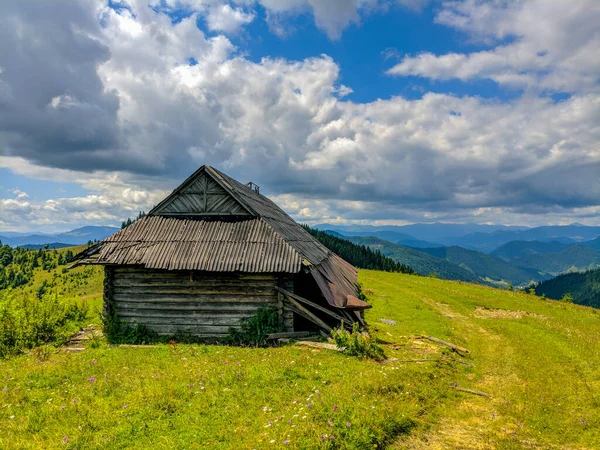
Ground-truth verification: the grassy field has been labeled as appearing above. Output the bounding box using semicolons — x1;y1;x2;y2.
1;259;600;449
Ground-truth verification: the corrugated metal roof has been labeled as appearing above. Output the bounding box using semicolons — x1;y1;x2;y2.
90;216;302;273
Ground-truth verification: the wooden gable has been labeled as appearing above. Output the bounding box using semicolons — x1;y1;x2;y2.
150;167;252;216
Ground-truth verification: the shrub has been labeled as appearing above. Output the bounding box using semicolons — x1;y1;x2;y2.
101;308;158;345
560;293;574;303
228;307;282;346
0;290;88;357
331;321;386;361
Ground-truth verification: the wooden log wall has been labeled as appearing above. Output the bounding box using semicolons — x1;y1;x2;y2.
105;267;294;337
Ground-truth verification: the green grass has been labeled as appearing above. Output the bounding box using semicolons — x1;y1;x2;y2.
1;264;600;448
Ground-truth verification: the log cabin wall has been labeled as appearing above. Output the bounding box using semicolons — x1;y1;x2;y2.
104;266;293;337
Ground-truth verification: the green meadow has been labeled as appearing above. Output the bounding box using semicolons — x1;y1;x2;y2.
1;251;599;449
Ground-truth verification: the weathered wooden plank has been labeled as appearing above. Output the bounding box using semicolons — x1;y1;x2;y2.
116;308;253;318
112;286;277;296
120;316;245;327
134;324;235;335
267;331;314;340
282;297;332;333
275;287;345;322
114;301;273;311
113;294;276;303
112;278;278;288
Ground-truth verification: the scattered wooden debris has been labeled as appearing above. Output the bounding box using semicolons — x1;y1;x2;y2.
384;357;439;364
61;324;103;353
416;335;470;354
380;318;397;325
267;331;315;340
295;341;343;352
63;347;86;352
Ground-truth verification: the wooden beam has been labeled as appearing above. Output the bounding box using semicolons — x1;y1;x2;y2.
275;287;345;323
266;331;315;340
280;294;332;333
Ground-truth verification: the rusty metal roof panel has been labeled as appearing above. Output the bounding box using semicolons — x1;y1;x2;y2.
89;215;301;273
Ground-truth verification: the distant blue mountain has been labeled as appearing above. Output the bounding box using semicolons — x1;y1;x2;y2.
0;226;119;247
444;225;600;253
315;222;527;242
322;229;441;248
316;223;600;253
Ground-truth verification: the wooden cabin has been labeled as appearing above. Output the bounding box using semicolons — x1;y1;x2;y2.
74;165;370;337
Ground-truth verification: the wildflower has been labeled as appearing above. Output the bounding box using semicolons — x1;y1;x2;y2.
346;422;351;427
88;377;96;383
62;436;69;443
72;399;78;404
2;387;7;393
287;420;292;424
123;405;127;409
333;404;338;411
328;419;334;426
330;435;335;440
92;359;97;365
61;406;65;410
283;440;289;445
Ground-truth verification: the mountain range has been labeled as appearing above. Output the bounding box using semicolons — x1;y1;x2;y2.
319;223;600;288
0;226;119;247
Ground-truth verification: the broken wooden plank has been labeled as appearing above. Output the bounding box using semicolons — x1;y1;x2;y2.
267;331;315;340
275;287;346;323
295;341;343;352
416;335;470;354
452;386;492;398
280;292;332;333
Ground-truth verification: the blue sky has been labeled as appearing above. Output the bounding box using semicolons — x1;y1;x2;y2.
1;0;599;232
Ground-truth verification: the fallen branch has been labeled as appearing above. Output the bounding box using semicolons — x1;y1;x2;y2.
415;335;470;354
451;385;492;398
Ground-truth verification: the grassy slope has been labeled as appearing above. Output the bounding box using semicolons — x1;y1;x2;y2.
1;266;599;449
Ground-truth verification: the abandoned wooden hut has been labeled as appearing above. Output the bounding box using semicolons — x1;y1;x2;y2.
73;165;370;337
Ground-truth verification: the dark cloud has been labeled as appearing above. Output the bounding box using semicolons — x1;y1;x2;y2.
0;1;123;172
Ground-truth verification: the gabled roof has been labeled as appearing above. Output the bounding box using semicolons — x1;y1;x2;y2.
149;165;331;267
74;165;365;310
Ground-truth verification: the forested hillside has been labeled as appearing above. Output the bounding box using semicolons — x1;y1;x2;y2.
341;236;479;282
490;240;571;261
514;245;600;275
534;268;600;308
303;226;415;274
421;246;544;286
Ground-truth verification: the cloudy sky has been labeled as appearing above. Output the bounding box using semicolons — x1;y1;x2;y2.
1;0;599;232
